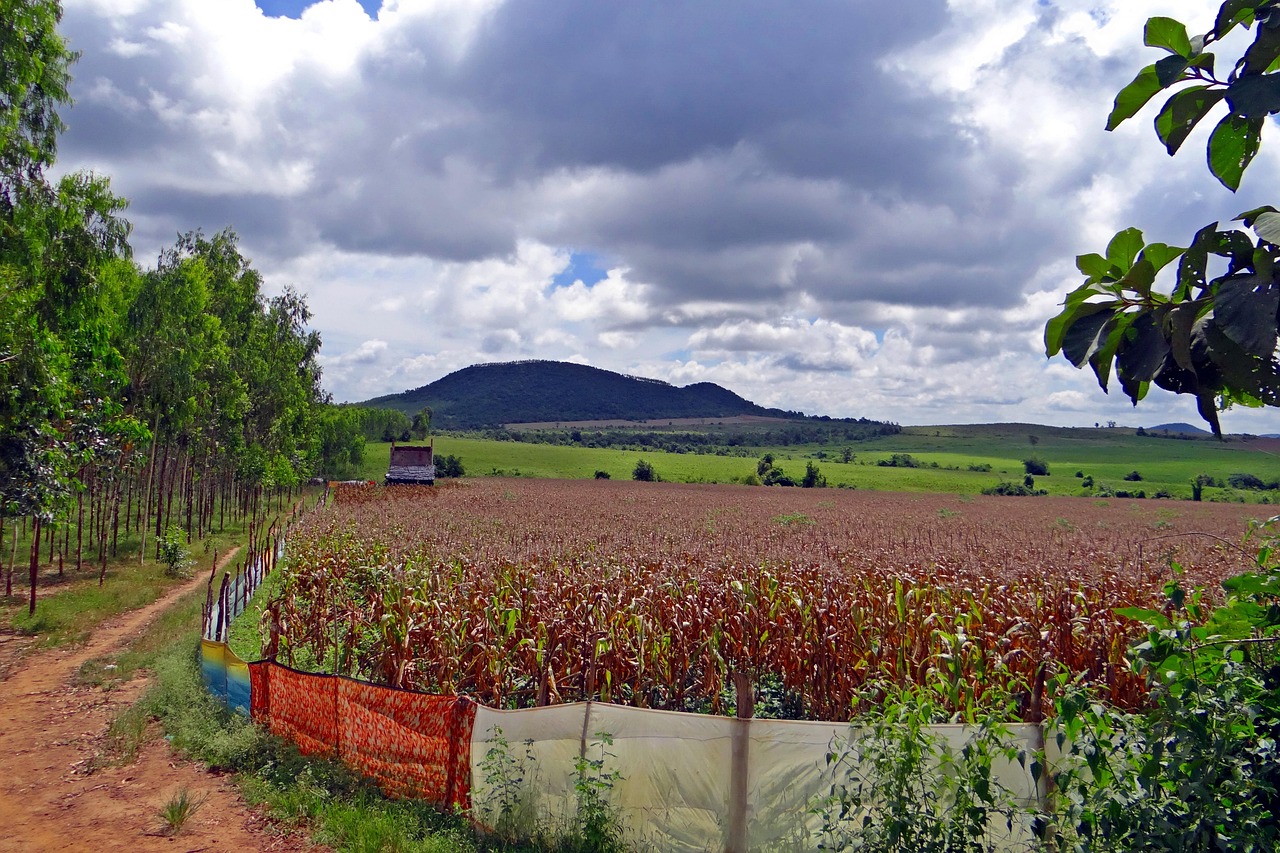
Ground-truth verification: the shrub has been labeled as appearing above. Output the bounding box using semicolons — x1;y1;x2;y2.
801;461;826;488
878;453;921;468
436;454;465;478
762;466;796;487
1046;522;1280;851
981;482;1046;497
593;470;611;480
1228;472;1266;490
1022;457;1050;476
631;459;655;482
1123;471;1142;481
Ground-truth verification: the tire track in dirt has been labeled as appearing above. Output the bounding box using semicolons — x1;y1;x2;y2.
0;548;320;852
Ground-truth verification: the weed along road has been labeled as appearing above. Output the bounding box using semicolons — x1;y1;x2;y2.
0;547;314;853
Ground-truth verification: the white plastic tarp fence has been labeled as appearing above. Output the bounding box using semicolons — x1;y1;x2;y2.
472;702;1050;853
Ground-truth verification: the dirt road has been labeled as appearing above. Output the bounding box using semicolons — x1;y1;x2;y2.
0;550;316;852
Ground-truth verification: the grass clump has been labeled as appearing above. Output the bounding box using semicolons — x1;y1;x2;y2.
157;787;208;836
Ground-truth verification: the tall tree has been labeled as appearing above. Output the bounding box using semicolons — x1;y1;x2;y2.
0;0;74;209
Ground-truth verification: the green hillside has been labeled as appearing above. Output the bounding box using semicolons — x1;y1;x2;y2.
360;360;831;428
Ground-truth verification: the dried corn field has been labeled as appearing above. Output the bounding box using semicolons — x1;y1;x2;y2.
270;479;1268;721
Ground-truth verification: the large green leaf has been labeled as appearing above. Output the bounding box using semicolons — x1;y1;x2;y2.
1145;17;1194;56
1046;292;1109;357
1076;252;1116;280
1249;210;1280;244
1165;302;1201;372
1243;19;1280;74
1213;273;1280;357
1116;257;1157;297
1117;309;1171;387
1208;114;1263;190
1154;54;1192;87
1089;313;1134;392
1061;306;1117;368
1225;73;1280;118
1105;227;1145;270
1107;65;1163;130
1216;0;1266;39
1138;242;1186;274
1156;86;1227;155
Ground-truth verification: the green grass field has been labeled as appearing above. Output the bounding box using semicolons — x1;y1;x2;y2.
354;423;1280;502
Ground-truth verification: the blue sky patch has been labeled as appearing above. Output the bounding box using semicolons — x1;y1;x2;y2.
551;251;609;290
255;0;380;19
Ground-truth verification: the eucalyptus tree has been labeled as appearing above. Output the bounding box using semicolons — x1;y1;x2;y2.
1046;1;1280;434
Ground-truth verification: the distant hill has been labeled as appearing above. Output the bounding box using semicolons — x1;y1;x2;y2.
1150;422;1213;436
360;360;810;429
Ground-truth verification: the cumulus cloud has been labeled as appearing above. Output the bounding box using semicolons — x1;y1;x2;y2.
50;0;1280;431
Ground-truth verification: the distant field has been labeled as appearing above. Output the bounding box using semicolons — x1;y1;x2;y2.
355;423;1280;502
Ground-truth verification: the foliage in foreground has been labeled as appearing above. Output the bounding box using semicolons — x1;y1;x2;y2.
1047;2;1280;434
1039;520;1280;852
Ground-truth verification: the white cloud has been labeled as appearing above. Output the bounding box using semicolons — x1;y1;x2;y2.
48;0;1280;433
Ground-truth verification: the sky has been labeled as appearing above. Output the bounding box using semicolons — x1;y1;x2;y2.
52;0;1280;432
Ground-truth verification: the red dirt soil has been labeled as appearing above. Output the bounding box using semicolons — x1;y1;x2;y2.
0;549;321;853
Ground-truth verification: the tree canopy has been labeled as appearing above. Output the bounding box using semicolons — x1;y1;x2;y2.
0;1;336;609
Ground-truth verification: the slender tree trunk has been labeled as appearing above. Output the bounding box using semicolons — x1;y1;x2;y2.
155;440;171;540
124;467;133;537
28;516;41;616
6;522;16;598
140;416;160;564
110;477;122;557
76;488;84;570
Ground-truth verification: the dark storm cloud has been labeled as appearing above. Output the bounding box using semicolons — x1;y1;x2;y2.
453;0;958;181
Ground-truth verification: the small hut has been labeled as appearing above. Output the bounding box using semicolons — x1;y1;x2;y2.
386;441;436;485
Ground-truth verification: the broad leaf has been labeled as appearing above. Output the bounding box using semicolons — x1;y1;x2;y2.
1138;242;1186;274
1106;227;1145;270
1216;0;1265;39
1061;306;1117;368
1145;17;1193;57
1117;257;1157;297
1249;210;1280;244
1197;388;1224;437
1089;313;1133;392
1208;114;1263;190
1243;20;1280;74
1107;65;1162;130
1156;86;1227;154
1225;73;1280;118
1117;309;1171;386
1165;302;1201;372
1115;606;1172;629
1153;348;1199;394
1075;252;1115;280
1046;291;1109;357
1213;274;1280;357
1154;54;1192;88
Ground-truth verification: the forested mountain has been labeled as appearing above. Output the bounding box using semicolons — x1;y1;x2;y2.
0;1;342;611
361;360;807;428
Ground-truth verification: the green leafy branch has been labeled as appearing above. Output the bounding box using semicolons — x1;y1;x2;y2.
1047;2;1280;435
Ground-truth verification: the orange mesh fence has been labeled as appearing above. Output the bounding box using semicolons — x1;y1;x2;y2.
337;679;475;805
248;661;476;808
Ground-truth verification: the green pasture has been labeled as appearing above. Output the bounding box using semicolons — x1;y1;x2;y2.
356;423;1280;502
